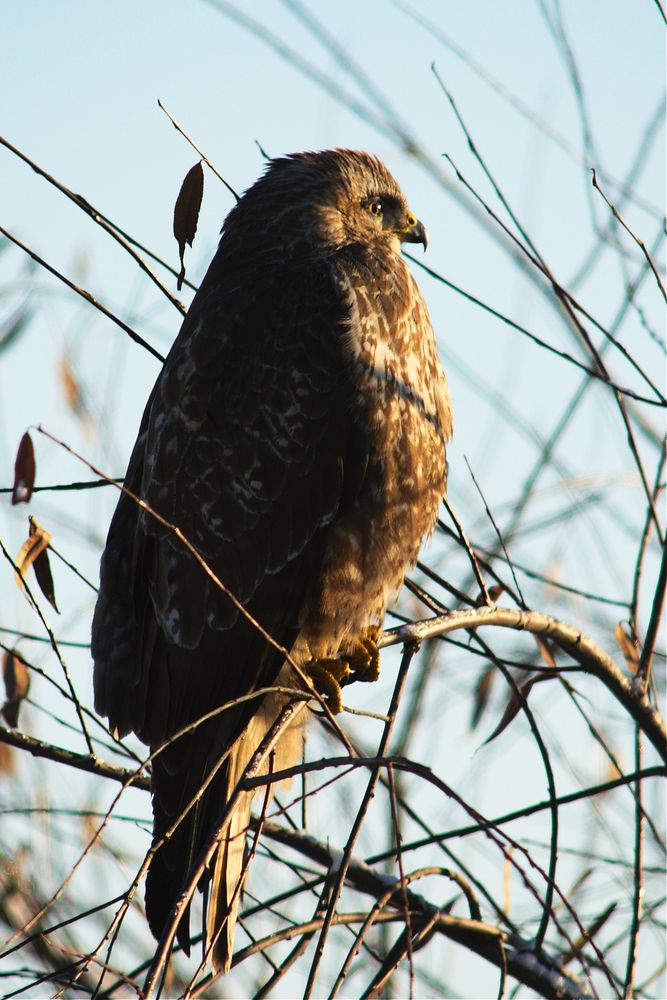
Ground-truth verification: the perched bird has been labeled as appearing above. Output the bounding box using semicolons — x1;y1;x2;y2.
91;148;452;973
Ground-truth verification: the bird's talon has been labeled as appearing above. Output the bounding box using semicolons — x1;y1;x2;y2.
305;658;348;713
347;633;381;683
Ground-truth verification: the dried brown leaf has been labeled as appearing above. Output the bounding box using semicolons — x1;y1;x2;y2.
32;539;59;613
58;354;82;412
470;665;494;729
503;846;513;915
0;701;21;729
484;637;564;743
2;649;30;728
82;808;101;847
11;432;35;505
0;741;14;774
615;621;639;674
534;635;557;668
15;519;51;585
476;583;503;606
14;518;58;613
484;677;538;744
58;354;94;438
562;901;618;964
173;161;204;291
485;668;564;744
603;755;623;784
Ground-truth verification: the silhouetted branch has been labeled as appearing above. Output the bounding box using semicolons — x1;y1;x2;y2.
0;225;164;362
0;133;188;313
380;609;667;761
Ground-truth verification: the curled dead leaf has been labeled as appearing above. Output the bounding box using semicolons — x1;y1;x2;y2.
32;551;59;615
173;161;204;291
11;432;35;505
485;676;538;744
470;665;494;729
0;741;14;774
2;649;30;728
561;901;617;964
59;353;82;412
484;670;560;745
615;621;639;674
15;518;59;612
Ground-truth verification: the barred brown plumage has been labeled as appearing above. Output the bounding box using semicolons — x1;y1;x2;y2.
91;148;452;973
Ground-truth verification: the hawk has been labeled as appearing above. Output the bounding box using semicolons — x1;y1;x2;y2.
91;148;452;973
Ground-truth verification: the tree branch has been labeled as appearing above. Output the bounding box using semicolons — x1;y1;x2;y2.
380;608;667;761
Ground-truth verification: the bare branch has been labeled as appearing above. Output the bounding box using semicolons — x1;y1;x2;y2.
0;133;188;314
592;168;666;303
0;225;164;362
380;609;667;761
157;99;240;202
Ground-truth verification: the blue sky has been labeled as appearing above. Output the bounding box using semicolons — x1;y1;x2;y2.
2;1;663;505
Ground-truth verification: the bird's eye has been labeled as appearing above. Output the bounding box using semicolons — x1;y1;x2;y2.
367;198;383;217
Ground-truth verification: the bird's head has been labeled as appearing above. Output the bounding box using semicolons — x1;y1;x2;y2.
224;148;427;259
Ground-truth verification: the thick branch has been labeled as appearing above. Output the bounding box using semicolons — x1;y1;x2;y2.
256;824;591;999
0;726;149;790
380;607;666;762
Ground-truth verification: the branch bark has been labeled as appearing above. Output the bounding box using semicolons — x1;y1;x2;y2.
380;607;666;762
252;823;592;1000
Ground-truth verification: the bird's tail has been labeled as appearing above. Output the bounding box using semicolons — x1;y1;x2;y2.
206;675;306;972
207;777;252;973
206;685;306;973
145;676;305;973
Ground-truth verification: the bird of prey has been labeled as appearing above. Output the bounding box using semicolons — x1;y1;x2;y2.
91;148;452;973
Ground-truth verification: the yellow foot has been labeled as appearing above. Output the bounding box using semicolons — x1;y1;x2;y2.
346;630;381;684
305;631;381;712
305;657;350;714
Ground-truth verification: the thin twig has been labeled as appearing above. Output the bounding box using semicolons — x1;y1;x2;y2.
464;459;526;607
439;154;666;539
157;99;240;202
304;643;417;997
651;0;667;23
0;225;164;362
407;252;665;408
631;438;666;655
0;133;188;314
635;538;667;694
142;697;307;996
623;729;645;997
438;155;666;408
592;169;666;303
442;497;491;604
0;539;94;754
362;766;665;863
0;477;122;495
386;763;415;996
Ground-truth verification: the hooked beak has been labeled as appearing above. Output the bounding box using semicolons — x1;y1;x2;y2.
400;216;428;251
